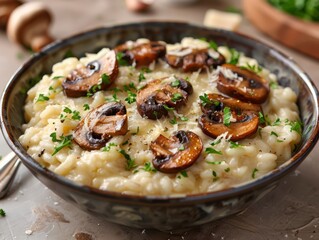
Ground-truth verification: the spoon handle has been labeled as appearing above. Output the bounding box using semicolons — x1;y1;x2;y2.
0;152;21;199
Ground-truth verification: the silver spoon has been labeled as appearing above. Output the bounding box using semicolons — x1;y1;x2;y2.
0;152;21;199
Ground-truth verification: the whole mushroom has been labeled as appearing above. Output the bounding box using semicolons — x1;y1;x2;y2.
0;0;22;29
125;0;153;12
6;1;54;52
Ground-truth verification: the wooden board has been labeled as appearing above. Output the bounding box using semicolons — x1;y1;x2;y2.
243;0;319;59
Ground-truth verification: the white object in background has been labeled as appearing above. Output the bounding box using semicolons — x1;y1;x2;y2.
203;9;242;31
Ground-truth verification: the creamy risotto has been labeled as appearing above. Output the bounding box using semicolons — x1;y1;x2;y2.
19;38;301;196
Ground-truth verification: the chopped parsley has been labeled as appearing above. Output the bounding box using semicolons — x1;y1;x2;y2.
288;120;303;135
0;209;5;217
36;94;49;103
209;40;218;51
205;147;222;155
101;73;110;85
178;170;188;178
131;126;140;135
116;52;129;66
224;167;230;172
241;63;262;74
223;107;231;126
178;145;185;151
252;168;258;179
163;105;174;111
101;143;117;152
212;170;219;181
171;79;181;87
171;93;183;102
60;107;81;121
83;104;90;111
270;131;279;137
138;72;146;82
52;76;65;80
229;141;242;148
125;91;137;104
258;112;266;125
228;48;240;65
206;161;222;165
272;118;281;126
199;93;213;106
211;139;221;146
106;93;120;102
169;117;178;125
118;149;137;170
123;82;137;91
180;116;189;121
50;133;73;156
270;81;279;89
142;162;157;173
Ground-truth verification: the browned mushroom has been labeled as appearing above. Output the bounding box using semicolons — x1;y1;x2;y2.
0;0;22;29
150;130;203;173
73;102;128;150
217;64;269;104
166;47;225;72
198;93;261;141
63;50;118;98
6;2;54;52
114;40;166;67
136;77;193;119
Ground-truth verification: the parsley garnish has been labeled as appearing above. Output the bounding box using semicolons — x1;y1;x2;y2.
211;139;221;146
224;167;230;172
258;112;266;124
163;105;174;111
272;118;281;126
106;93;120;102
178;145;185;151
241;63;262;74
101;73;110;85
0;209;6;217
171;79;180;87
116;52;129;66
252;168;258;179
180;116;189;121
131;126;140;135
212;170;219;181
142;162;157;173
206;161;222;165
125;91;137;104
36;94;49;103
50;133;73;156
169;117;178;125
270;131;279;137
270;81;278;89
223;107;231;126
171;93;183;102
118;149;137;170
199;93;213;106
228;48;240;65
205;147;222;155
229;141;242;148
288;120;303;135
138;72;146;82
101;143;117;152
52;76;65;80
83;104;90;111
179;170;188;178
209;40;218;51
60;107;81;121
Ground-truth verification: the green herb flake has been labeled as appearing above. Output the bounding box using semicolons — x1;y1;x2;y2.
258;112;266;125
138;72;146;82
163;105;174;111
118;149;137;170
71;111;81;120
171;79;180;87
63;107;72;114
209;40;218;51
211;139;221;146
199;93;212;106
106;93;120;103
206;160;222;165
229;141;242;148
83;104;90;111
288;120;303;135
224;167;230;172
116;52;129;66
212;171;219;181
241;63;262;74
252;168;258;179
180;116;188;121
101;73;110;85
101;143;117;152
132;126;140;135
272;118;281;126
125;91;137;104
180;170;188;178
270;131;279;137
205;147;222;155
169;117;178;125
178;145;185;151
225;6;242;14
0;209;6;217
36;94;49;103
223;107;231;126
270;81;278;89
52;76;65;80
50;133;73;156
142;162;157;173
171;93;183;102
228;48;240;65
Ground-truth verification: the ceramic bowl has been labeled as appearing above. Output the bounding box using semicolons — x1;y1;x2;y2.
1;22;319;231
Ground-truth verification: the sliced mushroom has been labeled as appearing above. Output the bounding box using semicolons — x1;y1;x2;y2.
73;102;127;150
136;77;193;119
166;47;225;72
198;93;261;141
217;64;269;104
63;50;118;98
114;40;166;67
150;130;203;173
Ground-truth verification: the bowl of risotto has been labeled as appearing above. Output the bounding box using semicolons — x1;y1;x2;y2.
1;22;318;231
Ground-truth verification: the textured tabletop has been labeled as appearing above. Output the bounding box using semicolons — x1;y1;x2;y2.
0;0;318;239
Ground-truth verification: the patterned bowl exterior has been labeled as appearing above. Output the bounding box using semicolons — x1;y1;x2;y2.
1;22;318;231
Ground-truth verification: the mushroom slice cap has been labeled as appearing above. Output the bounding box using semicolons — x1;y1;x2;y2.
217;64;269;104
136;77;193;119
115;41;166;67
150;130;203;173
73;102;128;150
198;93;261;141
63;50;119;98
166;47;225;72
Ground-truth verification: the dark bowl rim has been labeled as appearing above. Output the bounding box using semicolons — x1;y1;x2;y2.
1;21;319;205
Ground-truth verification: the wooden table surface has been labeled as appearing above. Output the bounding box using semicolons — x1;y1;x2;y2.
0;0;318;239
